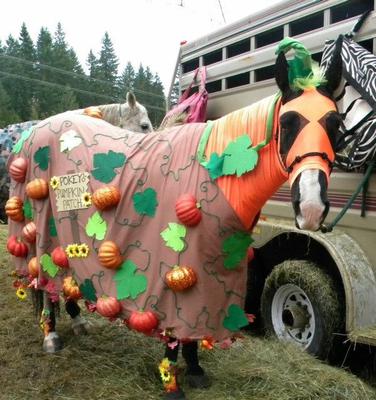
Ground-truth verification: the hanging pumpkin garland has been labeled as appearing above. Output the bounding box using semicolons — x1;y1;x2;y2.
165;265;197;292
96;296;121;318
5;196;25;222
28;256;40;278
9;157;28;183
22;221;37;243
98;240;122;269
175;194;201;227
128;309;159;333
51;246;69;269
92;186;121;210
62;276;82;300
26;178;49;200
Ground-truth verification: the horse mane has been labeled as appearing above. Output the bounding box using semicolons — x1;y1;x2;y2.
98;103;124;126
291;62;327;90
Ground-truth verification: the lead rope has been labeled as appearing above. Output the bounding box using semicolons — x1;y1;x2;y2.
320;159;375;233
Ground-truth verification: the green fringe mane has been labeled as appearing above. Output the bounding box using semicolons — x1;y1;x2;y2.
291;62;327;90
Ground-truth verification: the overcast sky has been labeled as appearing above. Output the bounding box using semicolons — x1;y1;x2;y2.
1;0;282;93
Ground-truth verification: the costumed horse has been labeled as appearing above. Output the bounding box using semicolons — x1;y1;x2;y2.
6;40;342;400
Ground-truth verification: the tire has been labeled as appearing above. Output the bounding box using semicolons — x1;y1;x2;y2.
260;260;343;359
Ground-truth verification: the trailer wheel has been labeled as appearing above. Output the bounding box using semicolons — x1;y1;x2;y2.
260;260;343;359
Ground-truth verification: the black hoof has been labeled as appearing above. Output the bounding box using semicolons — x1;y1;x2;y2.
185;373;211;389
163;388;186;400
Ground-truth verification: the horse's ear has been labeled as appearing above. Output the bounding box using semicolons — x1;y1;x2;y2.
275;52;290;94
324;35;343;95
127;92;136;108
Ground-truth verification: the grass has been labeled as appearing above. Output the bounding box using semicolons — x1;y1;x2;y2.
1;226;376;400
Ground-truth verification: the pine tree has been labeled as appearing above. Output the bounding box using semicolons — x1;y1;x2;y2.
97;32;119;99
118;62;135;100
0;81;20;127
86;49;103;105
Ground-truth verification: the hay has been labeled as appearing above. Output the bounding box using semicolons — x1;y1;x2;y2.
0;226;375;400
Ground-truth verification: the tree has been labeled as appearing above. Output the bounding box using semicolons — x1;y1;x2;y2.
0;81;20;127
118;62;135;99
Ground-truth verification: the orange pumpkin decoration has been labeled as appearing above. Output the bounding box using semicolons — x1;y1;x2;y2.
98;241;122;269
9;157;28;183
22;221;37;243
96;296;121;318
84;106;103;119
28;256;40;278
165;265;197;292
62;276;81;300
92;186;121;211
128;310;158;333
5;196;24;222
51;246;69;269
26;178;49;200
175;194;202;227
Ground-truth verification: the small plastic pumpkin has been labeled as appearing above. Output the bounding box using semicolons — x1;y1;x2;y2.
98;241;122;269
128;310;158;333
6;235;17;254
51;246;69;269
92;186;121;211
5;196;24;222
165;265;197;292
96;296;121;318
62;276;81;300
28;256;40;278
22;221;37;243
175;194;202;227
9;157;28;183
11;239;28;258
26;178;49;200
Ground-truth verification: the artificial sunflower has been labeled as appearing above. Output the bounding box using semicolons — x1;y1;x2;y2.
78;243;89;258
82;192;92;207
50;176;60;190
16;287;27;300
159;358;172;383
66;244;78;258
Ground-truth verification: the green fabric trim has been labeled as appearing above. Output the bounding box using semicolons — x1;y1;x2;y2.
197;120;214;166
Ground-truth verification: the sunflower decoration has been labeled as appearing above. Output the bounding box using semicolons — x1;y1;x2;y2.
200;336;215;350
159;358;173;383
50;176;60;190
78;243;90;258
16;287;27;300
82;192;92;207
66;244;79;258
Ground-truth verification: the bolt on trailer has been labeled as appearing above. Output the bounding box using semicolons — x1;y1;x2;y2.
171;0;376;358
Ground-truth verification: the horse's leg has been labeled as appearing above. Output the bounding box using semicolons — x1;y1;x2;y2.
41;292;63;353
65;299;91;335
182;341;210;389
160;338;186;399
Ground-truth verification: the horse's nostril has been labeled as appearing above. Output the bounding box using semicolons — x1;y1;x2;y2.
141;123;150;131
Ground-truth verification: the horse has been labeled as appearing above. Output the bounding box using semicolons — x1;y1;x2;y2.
6;40;342;400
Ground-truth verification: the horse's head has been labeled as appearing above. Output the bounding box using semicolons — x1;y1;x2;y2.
120;92;153;133
276;40;343;231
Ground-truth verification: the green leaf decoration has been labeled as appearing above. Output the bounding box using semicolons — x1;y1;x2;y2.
40;254;59;278
79;279;97;302
60;130;82;152
34;146;50;171
160;223;186;252
23;199;33;220
205;152;225;180
85;211;107;241
133;187;158;217
222;135;259;177
91;151;126;183
223;304;249;331
222;231;254;270
12;127;33;154
114;260;148;300
49;216;57;237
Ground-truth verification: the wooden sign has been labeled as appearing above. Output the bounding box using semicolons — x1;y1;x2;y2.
54;172;90;212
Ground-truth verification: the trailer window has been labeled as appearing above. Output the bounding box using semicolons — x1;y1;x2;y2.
182;58;199;74
330;0;374;24
290;12;324;36
227;38;250;58
203;49;222;66
206;80;222;93
254;65;275;82
226;72;250;89
255;27;284;49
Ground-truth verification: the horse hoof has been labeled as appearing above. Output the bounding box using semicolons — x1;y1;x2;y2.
71;316;91;336
163;388;186;400
185;373;211;389
43;332;63;353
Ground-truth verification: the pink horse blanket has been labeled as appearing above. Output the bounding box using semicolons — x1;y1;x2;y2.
8;113;250;342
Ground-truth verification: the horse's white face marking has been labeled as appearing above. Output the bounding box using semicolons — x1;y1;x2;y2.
118;102;153;133
295;169;326;231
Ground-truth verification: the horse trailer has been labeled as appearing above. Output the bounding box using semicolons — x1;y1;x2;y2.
171;0;376;358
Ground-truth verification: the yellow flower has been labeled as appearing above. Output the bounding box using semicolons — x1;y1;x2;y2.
16;287;27;300
159;358;172;383
66;244;78;258
82;192;92;207
50;176;60;190
78;243;89;258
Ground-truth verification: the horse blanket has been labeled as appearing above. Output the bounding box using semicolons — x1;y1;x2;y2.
9;113;255;342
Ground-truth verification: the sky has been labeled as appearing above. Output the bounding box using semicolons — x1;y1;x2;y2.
1;0;283;94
